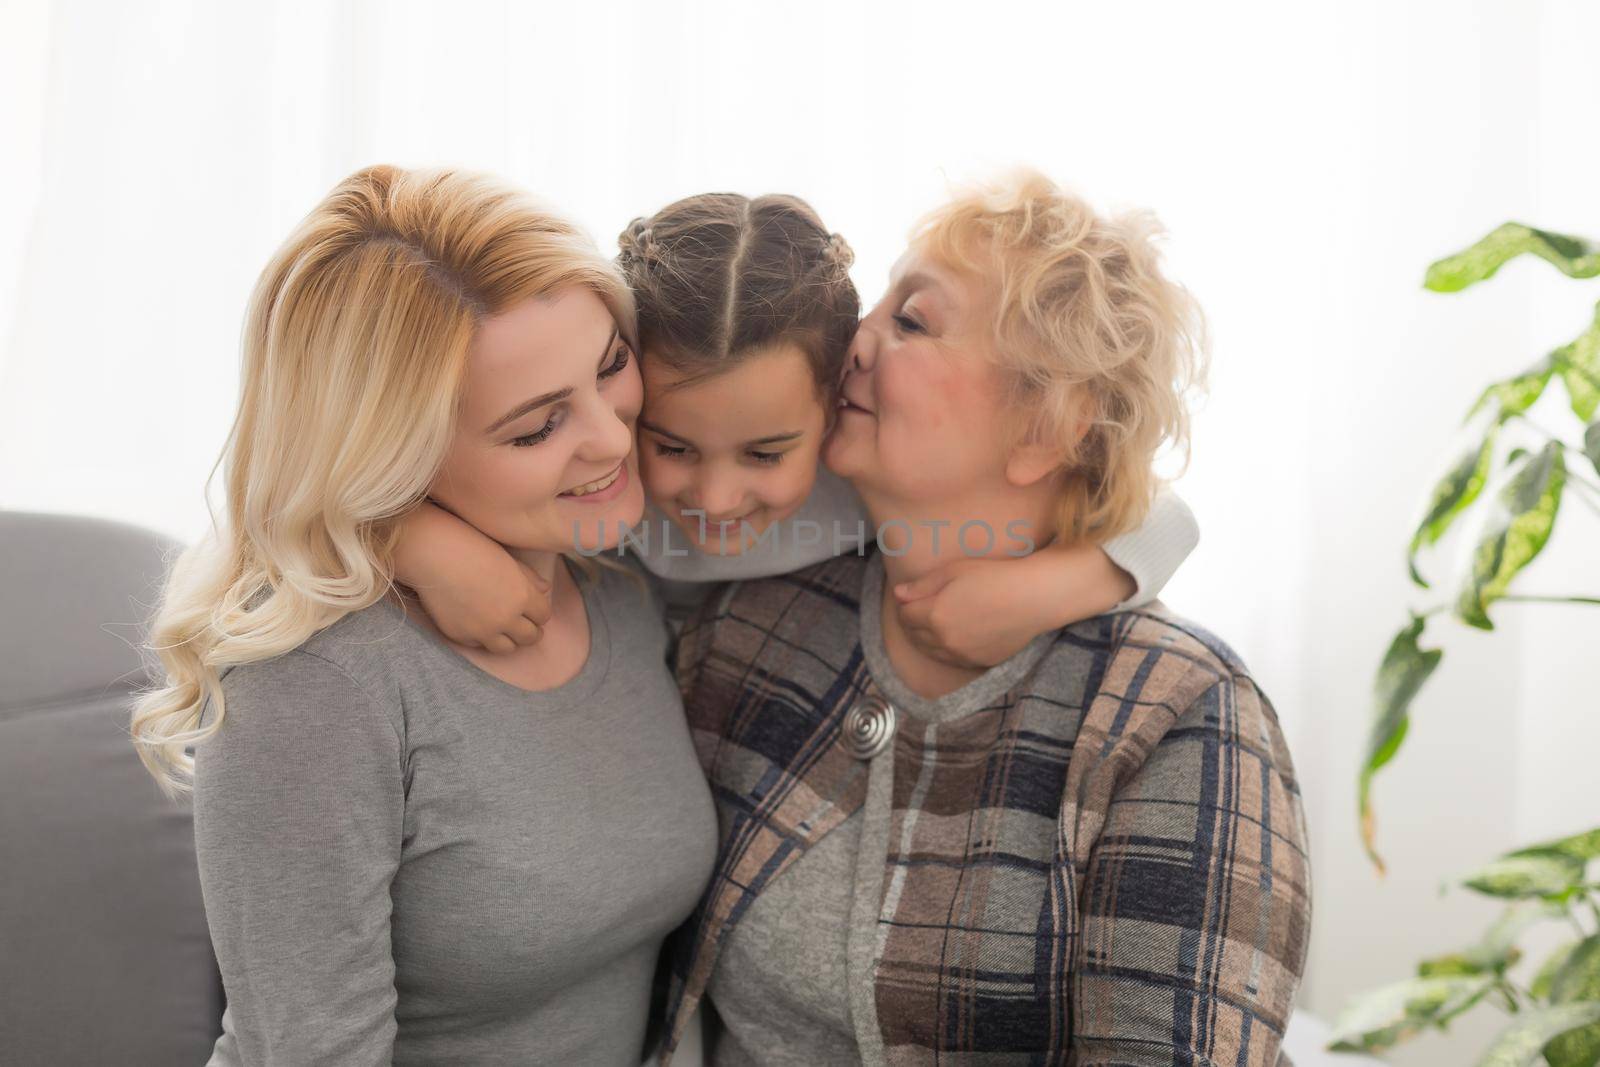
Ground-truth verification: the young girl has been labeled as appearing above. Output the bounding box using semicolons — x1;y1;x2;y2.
392;192;1199;659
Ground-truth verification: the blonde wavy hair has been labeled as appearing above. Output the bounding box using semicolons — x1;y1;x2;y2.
131;164;635;797
910;169;1208;545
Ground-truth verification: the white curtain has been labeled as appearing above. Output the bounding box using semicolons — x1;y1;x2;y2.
4;2;1596;1062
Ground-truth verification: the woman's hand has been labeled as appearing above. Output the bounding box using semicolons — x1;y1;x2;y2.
392;501;552;653
893;542;1136;669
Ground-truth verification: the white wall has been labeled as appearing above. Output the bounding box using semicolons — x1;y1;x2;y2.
1273;4;1600;1063
2;2;1596;1061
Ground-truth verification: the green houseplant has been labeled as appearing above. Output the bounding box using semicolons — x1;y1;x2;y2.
1328;224;1600;1064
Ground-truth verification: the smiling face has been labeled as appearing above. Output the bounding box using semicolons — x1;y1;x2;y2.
638;343;830;555
824;244;1026;508
428;287;645;554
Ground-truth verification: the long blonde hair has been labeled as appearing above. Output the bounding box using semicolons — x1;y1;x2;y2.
131;164;635;797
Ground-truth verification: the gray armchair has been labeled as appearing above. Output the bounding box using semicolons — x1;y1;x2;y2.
0;510;222;1065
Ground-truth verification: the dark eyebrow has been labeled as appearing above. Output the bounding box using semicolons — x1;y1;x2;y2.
484;326;619;435
639;421;803;449
638;419;689;445
747;431;803;446
485;386;571;435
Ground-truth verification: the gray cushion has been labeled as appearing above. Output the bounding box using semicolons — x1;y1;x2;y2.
0;510;179;713
0;510;222;1065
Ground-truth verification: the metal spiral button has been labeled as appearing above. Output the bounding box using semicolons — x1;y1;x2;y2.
842;692;898;760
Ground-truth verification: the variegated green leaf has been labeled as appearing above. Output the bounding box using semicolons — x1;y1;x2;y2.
1565;367;1600;424
1475;1003;1600;1067
1360;616;1443;871
1548;1024;1600;1067
1416;954;1487;977
1517;827;1600;863
1426;223;1600;293
1463;848;1585;899
1456;442;1567;630
1418;902;1562;977
1466;356;1556;424
1559;304;1600;422
1585;420;1600;479
1545;936;1600;1067
1328;974;1495;1053
1410;429;1497;587
1534;940;1587;999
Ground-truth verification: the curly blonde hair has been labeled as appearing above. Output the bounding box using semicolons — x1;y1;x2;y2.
910;169;1208;545
131;164;634;797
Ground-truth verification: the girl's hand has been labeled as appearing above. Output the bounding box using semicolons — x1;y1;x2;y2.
893;543;1135;669
392;501;553;654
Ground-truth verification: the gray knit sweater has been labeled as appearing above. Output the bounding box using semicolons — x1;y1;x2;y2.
192;563;718;1065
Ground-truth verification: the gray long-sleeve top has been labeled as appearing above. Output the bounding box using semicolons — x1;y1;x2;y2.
192;562;718;1065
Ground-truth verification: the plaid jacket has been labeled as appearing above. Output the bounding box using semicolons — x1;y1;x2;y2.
659;549;1311;1066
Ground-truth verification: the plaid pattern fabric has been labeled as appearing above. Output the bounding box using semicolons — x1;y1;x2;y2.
660;549;1311;1066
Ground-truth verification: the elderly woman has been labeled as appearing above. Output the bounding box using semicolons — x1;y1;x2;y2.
657;171;1312;1066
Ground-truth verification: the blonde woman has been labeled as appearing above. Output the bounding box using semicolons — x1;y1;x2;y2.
660;171;1312;1065
132;165;718;1065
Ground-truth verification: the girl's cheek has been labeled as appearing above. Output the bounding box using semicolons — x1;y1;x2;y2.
763;462;818;520
780;436;827;505
637;451;677;506
615;361;645;421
